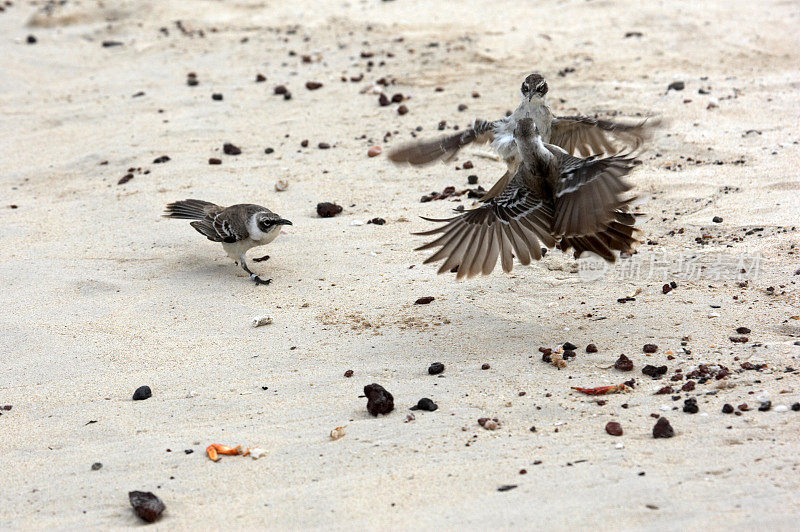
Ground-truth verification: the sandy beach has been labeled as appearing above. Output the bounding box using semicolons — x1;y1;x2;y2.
2;0;800;528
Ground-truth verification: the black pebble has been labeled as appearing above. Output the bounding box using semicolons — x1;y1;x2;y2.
27;35;37;44
642;365;667;377
129;491;165;523
652;417;675;438
792;402;800;412
153;155;170;164
212;93;223;101
467;175;478;185
410;398;438;411
91;462;103;471
223;143;241;155
184;449;194;454
712;216;723;223
722;404;734;414
132;386;152;401
264;147;274;154
683;398;699;414
758;401;771;412
562;342;577;351
667;81;685;91
428;362;445;375
364;383;394;416
316;202;343;218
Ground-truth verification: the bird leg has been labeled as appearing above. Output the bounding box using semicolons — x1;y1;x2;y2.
239;253;271;285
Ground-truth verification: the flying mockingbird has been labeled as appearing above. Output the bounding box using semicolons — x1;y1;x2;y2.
163;199;292;285
414;117;641;279
389;72;657;202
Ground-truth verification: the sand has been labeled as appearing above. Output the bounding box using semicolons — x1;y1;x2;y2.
2;0;800;529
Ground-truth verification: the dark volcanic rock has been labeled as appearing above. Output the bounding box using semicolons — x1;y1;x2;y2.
316;202;342;218
132;386;152;401
652;417;675;438
409;398;438;411
129;491;165;523
428;362;445;375
364;383;394;416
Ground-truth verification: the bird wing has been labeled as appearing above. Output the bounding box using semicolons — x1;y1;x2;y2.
198;204;266;243
388;119;497;165
550;150;639;237
549;116;658;157
557;211;639;262
414;172;557;279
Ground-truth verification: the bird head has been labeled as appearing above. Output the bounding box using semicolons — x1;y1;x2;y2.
520;73;548;101
257;213;292;233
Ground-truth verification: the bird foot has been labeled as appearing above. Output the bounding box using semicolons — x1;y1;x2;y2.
250;274;272;285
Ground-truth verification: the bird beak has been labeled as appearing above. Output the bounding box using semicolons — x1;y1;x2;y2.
277;219;293;226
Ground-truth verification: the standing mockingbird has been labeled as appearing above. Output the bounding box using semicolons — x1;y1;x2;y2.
389;72;656;201
414;117;640;279
163;199;292;285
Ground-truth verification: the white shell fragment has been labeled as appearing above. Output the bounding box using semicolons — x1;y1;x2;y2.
275;179;289;192
248;447;267;459
330;426;346;440
251;316;273;327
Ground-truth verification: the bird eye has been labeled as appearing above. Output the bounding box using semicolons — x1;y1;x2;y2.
522;83;529;92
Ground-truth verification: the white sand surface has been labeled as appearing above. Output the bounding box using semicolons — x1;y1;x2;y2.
1;0;800;528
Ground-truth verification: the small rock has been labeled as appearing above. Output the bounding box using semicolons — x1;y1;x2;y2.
378;93;390;106
457;103;468;111
318;142;331;149
683;398;699;414
428;362;445;375
467;175;478;185
367;217;386;225
129;491;165;523
605;421;623;436
316;202;343;218
223;143;241;155
208;158;222;165
329;426;346;441
563;342;577;351
305;81;323;90
256;74;266;82
792;403;800;411
364;383;394;416
662;283;673;294
344;369;354;378
274;179;289;192
758;401;771;412
91;462;103;471
132;386;152;401
152;155;170;164
586;343;598;353
367;146;382;157
497;485;517;492
397;104;409;115
642;365;667;378
478;417;499;430
211;93;223;101
643;344;658;353
615;354;634;371
264;147;274;154
667;81;685;91
736;327;751;334
652;417;675;438
27;35;37;44
410;398;438;411
273;85;288;95
722;403;734;414
414;296;434;305
712;216;723;223
481;363;490;370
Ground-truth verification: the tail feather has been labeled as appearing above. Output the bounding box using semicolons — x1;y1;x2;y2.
163;199;218;220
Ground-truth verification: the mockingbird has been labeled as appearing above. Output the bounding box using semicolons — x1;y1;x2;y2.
414;117;640;279
389;72;656;201
163;199;292;285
